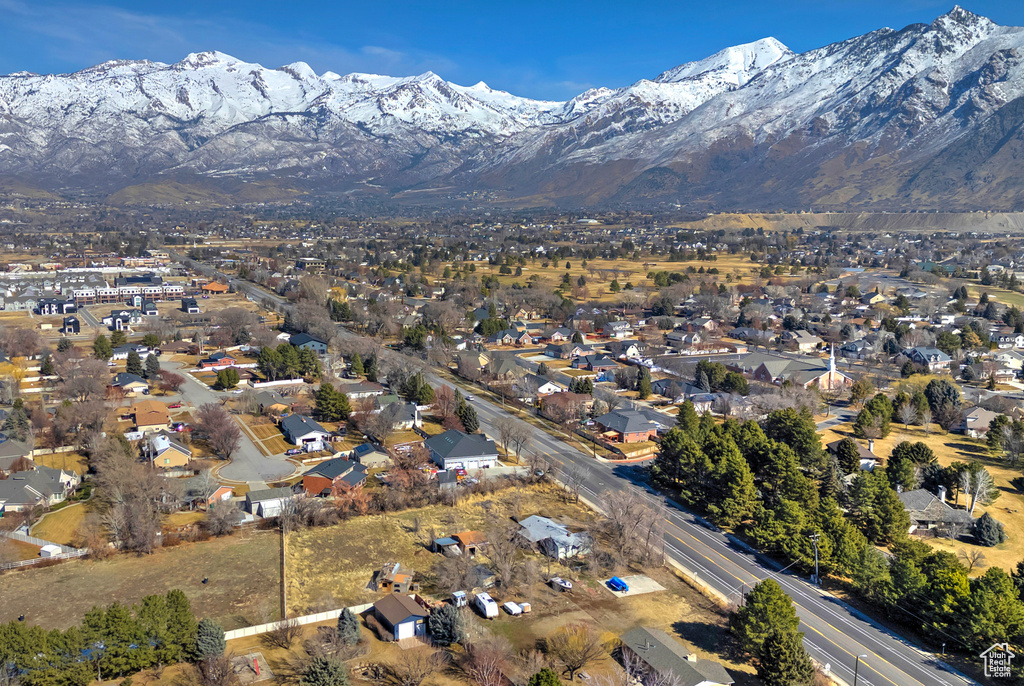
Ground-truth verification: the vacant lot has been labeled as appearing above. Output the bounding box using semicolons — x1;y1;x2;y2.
285;483;598;614
32;451;89;475
0;529;282;630
821;422;1024;573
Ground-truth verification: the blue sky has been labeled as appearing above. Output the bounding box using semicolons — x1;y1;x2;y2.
1;1;1023;99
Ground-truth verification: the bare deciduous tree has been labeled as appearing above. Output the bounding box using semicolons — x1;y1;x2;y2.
547;623;605;681
958;547;987;572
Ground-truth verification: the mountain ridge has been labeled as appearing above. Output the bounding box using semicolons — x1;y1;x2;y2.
2;5;1024;209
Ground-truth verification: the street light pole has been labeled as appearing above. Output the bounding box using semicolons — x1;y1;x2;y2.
853;654;867;686
809;533;820;585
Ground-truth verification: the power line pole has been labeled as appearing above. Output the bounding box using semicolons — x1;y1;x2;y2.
809;533;820;585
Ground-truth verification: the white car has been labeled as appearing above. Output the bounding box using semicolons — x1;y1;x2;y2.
465;394;476;401
549;577;573;591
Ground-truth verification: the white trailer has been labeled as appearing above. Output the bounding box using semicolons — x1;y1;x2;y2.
473;592;499;619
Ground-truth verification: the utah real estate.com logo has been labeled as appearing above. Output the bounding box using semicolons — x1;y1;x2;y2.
981;643;1014;678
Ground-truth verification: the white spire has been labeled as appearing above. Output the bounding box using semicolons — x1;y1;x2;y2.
829;342;836;373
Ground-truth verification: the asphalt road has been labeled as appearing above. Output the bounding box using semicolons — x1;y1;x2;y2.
182;256;975;685
161;359;294;483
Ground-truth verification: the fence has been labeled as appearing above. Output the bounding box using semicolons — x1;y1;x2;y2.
252;378;306;389
222;603;374;641
29;446;77;457
0;531;87;570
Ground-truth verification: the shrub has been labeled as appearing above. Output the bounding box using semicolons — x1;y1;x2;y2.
974;513;1007;547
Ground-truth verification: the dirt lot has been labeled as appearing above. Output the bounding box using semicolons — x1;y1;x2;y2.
285;484;600;614
0;528;283;630
821;421;1024;573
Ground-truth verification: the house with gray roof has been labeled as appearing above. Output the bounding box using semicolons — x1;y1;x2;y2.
898;487;974;536
424;430;497;471
518;515;591;559
280;414;330;452
906;346;951;372
244;486;296;518
593;410;657;443
0;464;80;512
619;626;733;686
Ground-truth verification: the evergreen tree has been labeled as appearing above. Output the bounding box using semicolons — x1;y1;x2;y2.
427;603;466;646
755;629;815;686
835;438;861;474
40;354;55;376
165;590;197;660
2;405;29;441
336;608;361;647
731;579;800;655
974;512;1007;547
636;368;652;400
761;407;825;473
126;351;144;377
456;401;479;433
110;330;128;347
350;353;364;376
676;400;699;434
711;446;757;527
964;567;1024;651
145;353;161;379
527;668;562;686
94;334;113;361
195;618;226;659
300;656;349;686
365;355;379;382
57;338;73;353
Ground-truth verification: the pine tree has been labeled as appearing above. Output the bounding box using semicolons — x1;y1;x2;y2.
111;330;128;347
731;579;800;655
527;669;562;686
427;603;466;646
94;334;113;361
300;656;349;686
974;512;1007;547
126;351;144;376
165;590;197;660
57;338;73;353
195;617;226;659
636;369;652;400
336;608;361;647
756;629;815;686
145;353;161;379
350;353;364;376
365;356;378;382
676;400;699;434
457;402;479;433
835;438;861;475
40;354;54;376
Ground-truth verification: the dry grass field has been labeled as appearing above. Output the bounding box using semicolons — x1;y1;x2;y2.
284;483;599;614
32;451;88;475
821;422;1024;573
0;529;283;630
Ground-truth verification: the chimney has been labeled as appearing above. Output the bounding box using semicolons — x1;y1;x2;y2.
938;485;947;502
686;654;697;663
867;439;875;454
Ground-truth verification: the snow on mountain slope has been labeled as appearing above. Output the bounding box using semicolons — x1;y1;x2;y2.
2;5;1024;210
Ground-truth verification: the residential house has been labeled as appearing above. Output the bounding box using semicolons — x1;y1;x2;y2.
602;321;633;339
487;356;526;382
545;328;580;343
424;430;498;471
0;464;81;512
255;390;291;414
957;407;1002;439
244;486;296;518
344;381;386;400
176;475;234;510
619;627;734;686
373;396;421;430
111;372;149;397
103;309;142;331
60;316;80;334
198;352;236;369
301;457;368;495
571;354;618;375
290;333;328;355
995;332;1024;349
201;282;230;295
839;339;873;360
994;350;1024;370
131;400;170;433
181;298;201;314
281;414;330;452
518;515;591;559
147;433;193;469
111;343;152;361
375;561;419;594
487;329;532;347
452;530;487;556
898;487;974;536
607;340;647;360
539;392;592;422
529;374;565;396
781;330;823;352
825;439;878;471
349;442;391;468
666;331;702;349
372;594;428;641
906;347;951;372
593;410;658;443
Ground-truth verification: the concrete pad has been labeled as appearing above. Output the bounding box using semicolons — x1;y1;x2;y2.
233;652;273;683
602;574;666;598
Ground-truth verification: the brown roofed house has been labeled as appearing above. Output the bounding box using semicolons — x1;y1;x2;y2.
131;400;171;433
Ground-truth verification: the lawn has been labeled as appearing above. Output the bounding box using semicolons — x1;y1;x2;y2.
31;502;88;546
821;422;1024;574
1;539;42;563
32;451;88;475
0;529;283;630
284;483;599;615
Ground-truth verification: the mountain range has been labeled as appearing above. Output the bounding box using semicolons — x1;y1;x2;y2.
2;5;1024;209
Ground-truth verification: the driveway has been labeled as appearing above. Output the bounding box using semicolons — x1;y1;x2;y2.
160;359;296;483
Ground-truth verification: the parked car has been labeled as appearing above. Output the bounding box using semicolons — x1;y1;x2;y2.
285;448;302;456
465;394;476;401
607;577;629;593
549;577;573;591
169;403;183;409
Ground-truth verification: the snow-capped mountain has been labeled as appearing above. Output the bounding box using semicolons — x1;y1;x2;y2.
2;6;1024;209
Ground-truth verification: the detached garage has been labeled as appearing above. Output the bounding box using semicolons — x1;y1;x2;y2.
373;594;429;641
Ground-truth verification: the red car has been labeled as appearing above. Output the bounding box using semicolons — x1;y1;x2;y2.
169;402;183;409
